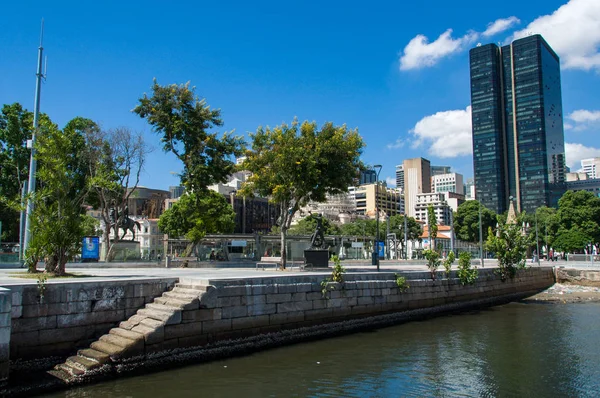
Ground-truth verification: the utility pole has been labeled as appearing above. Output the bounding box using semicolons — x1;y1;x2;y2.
478;201;484;268
534;211;540;266
403;213;408;260
372;165;382;270
23;20;46;259
449;209;454;257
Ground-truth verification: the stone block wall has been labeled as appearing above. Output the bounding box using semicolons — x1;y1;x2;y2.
9;278;177;359
152;267;554;352
0;288;10;384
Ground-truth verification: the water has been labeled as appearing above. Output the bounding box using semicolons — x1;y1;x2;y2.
44;302;600;398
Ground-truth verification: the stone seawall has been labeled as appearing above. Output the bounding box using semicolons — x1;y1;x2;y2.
0;288;10;385
8;278;177;359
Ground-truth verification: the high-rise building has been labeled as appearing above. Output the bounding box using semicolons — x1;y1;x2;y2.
432;172;464;195
353;184;403;218
403;157;431;217
469;34;566;214
395;165;404;192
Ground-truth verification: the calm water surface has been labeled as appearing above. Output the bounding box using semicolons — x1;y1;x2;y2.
44;302;600;398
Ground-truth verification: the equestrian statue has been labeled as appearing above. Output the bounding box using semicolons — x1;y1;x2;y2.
109;205;141;241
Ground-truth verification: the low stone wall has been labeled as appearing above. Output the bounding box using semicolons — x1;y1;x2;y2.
160;267;554;348
9;278;177;359
0;288;10;384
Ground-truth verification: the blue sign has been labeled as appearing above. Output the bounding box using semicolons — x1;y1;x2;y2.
377;241;385;258
82;236;100;260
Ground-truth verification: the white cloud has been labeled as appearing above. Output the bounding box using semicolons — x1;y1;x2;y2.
409;106;473;158
566;109;600;131
565;142;600;170
569;109;600;123
399;29;477;71
483;16;520;37
386;138;405;150
512;0;600;71
385;177;396;187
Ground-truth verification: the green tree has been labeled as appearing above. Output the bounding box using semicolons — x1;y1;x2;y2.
288;214;341;236
453;201;497;243
0;103;37;242
457;251;478;285
522;206;559;254
240;119;364;268
27;118;91;274
553;190;600;253
486;216;532;281
427;205;438;252
423;249;441;280
158;191;235;256
133;80;244;192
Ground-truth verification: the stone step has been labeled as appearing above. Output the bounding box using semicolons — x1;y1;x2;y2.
91;340;125;357
140;317;165;328
175;283;209;291
163;291;200;301
78;348;111;365
100;333;136;348
56;363;85;377
146;302;179;313
154;296;198;310
66;355;102;371
119;314;148;330
138;308;180;324
47;369;71;383
109;327;144;341
172;286;206;296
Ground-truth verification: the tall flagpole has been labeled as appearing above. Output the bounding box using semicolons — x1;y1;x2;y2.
23;20;45;259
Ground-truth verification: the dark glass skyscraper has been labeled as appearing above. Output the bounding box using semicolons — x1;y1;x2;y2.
469;34;566;215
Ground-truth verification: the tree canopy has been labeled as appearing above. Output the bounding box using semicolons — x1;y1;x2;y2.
133;80;244;192
240;119;364;267
287;214;341;236
158;191;235;256
453;201;497;243
553;191;600;252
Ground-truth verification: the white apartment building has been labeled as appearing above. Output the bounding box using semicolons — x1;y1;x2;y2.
432;172;464;195
414;192;452;225
581;158;600;179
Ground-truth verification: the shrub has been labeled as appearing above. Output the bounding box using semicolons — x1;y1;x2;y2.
457;251;478;285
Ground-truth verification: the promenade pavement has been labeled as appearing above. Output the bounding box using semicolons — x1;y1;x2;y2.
0;258;566;287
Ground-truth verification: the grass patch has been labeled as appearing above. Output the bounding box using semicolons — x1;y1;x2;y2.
8;272;93;279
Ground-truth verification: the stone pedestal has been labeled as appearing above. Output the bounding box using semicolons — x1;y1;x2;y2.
109;241;141;262
304;249;329;268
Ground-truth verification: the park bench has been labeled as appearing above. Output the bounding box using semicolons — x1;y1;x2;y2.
256;256;282;270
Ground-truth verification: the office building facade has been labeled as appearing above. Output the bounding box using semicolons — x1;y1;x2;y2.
469;34;566;214
432;172;464;195
403;157;431;218
395;165;404;192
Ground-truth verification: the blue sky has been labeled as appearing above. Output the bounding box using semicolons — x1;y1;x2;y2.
1;0;599;190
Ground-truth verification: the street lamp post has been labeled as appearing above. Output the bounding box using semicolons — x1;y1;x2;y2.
372;165;382;270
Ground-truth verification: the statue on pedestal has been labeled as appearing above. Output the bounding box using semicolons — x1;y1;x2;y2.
109;205;141;241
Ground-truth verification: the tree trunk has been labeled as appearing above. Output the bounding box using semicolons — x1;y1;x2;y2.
182;242;195;257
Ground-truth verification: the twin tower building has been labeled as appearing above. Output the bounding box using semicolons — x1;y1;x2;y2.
470;34;567;215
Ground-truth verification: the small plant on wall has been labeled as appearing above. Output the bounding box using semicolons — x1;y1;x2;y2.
321;255;345;298
394;273;409;292
457;251;478;285
443;251;455;278
424;249;441;280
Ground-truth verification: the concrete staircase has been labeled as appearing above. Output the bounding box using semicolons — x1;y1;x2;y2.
48;282;210;383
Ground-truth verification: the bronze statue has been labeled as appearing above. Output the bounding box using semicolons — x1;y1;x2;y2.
309;212;326;249
109;205;140;241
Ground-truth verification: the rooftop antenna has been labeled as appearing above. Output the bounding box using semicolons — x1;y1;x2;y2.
23;19;47;261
